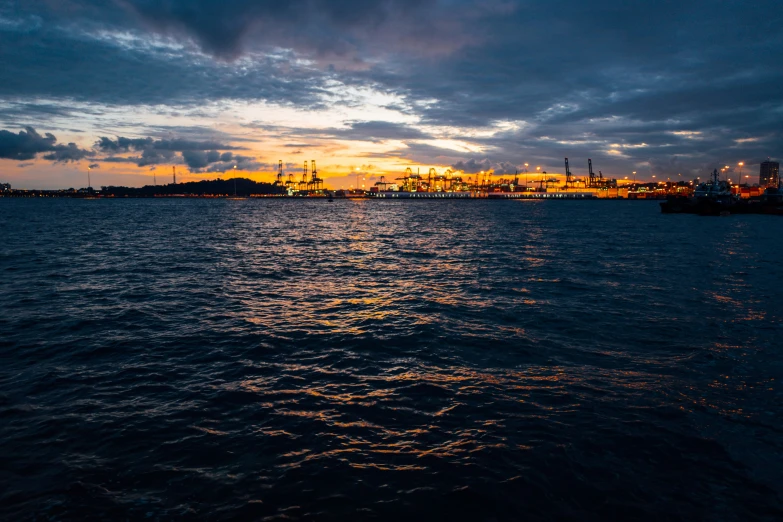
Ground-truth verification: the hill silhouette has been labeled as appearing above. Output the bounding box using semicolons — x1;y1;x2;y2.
101;178;285;197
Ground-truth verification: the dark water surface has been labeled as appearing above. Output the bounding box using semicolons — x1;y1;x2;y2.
1;199;782;521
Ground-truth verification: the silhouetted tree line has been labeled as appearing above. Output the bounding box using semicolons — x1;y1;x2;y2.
101;178;286;197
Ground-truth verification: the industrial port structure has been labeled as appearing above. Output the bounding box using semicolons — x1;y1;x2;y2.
6;157;774;200
361;158;637;199
279;160;324;194
267;158;627;199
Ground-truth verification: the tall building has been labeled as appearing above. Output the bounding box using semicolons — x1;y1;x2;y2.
760;160;779;187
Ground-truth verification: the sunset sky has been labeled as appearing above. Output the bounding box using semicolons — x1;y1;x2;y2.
1;0;781;189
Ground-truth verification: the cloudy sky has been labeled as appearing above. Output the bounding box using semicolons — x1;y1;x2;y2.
1;0;781;189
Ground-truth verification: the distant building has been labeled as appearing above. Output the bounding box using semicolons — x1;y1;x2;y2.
760;160;779;187
0;183;10;192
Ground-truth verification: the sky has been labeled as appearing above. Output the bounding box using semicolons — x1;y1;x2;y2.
0;0;781;189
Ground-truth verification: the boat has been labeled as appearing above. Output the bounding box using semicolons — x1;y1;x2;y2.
661;169;783;216
759;186;783;215
660;169;740;215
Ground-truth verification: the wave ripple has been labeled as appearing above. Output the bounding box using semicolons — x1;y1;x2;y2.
1;199;782;520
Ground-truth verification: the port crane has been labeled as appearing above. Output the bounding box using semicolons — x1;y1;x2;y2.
374;175;390;191
585;158;617;188
299;161;309;191
429;168;439;191
444;169;454;191
564;158;578;187
588;158;597;187
535;172;556;190
308;160;323;191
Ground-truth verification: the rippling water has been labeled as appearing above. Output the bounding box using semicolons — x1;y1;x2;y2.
1;198;782;520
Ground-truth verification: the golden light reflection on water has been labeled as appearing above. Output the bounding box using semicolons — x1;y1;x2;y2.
189;202;783;496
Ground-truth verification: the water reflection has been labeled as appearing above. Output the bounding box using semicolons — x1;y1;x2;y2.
1;199;782;519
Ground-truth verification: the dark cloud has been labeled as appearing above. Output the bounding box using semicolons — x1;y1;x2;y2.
137;148;176;167
2;1;782;179
451;159;520;175
334;121;429;142
0;18;328;107
96;136;241;152
0;126;91;162
120;0;469;61
182;150;211;170
88;163;100;168
95;135;242;166
452;158;491;174
0;127;56;161
493;161;520;176
182;150;261;173
96;136;153;152
101;148;177;167
42;143;92;162
211;156;261;173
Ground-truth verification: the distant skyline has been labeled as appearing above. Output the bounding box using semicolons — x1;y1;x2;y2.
1;0;781;189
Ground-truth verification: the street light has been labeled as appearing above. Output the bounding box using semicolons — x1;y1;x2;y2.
87;166;91;190
738;162;744;184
